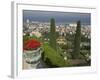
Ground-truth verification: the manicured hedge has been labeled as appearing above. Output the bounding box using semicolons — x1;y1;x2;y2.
42;43;67;67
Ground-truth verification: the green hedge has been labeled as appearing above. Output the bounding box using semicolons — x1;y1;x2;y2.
42;43;68;67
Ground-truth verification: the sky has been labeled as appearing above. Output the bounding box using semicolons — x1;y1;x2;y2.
23;10;91;25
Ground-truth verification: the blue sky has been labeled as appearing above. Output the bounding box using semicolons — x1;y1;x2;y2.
23;10;91;25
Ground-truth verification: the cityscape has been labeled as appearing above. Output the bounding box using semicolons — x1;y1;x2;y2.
23;10;91;69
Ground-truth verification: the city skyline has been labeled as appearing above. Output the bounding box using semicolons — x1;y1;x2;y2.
23;10;91;25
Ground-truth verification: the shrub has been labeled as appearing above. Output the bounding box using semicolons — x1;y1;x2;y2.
42;43;67;67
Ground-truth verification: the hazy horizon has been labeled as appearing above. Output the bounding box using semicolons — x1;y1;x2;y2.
23;10;91;25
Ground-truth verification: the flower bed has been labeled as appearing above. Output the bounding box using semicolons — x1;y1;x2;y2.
23;39;41;50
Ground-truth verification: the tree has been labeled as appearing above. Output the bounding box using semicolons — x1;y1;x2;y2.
50;18;57;50
72;21;81;59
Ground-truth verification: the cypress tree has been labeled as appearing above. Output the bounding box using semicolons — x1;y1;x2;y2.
50;18;56;50
72;21;81;59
